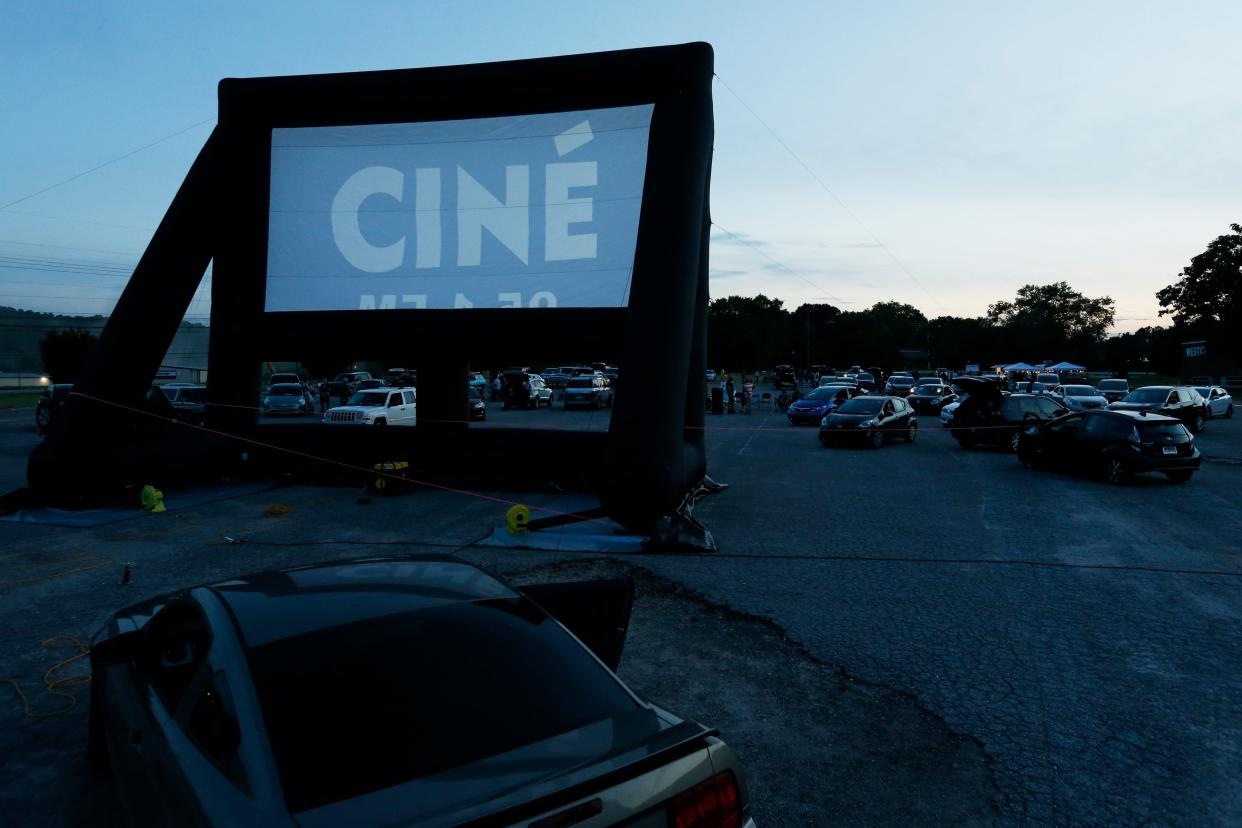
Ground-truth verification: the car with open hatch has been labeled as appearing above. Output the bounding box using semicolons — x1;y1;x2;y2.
1016;409;1200;484
819;395;917;448
950;376;1068;452
87;555;757;828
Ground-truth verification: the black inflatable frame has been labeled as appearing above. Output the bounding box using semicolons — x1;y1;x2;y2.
29;42;714;532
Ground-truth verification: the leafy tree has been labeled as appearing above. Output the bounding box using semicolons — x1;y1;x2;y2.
986;282;1115;341
1156;223;1242;326
40;328;98;382
707;294;789;372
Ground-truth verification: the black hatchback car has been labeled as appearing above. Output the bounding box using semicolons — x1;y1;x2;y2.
1016;409;1200;484
950;376;1068;452
89;556;756;827
1108;386;1207;433
819;395;916;448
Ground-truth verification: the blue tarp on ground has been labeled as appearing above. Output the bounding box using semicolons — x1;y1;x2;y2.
1;480;282;527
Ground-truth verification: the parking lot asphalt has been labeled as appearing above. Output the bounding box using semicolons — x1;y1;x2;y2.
1;391;1240;826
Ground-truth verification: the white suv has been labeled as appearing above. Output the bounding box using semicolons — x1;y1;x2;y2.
324;387;416;426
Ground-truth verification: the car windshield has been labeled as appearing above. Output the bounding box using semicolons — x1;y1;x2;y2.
1193;387;1211;397
567;378;593;388
1098;379;1127;390
245;599;643;814
857;373;874;381
804;387;836;401
1063;386;1097;396
889;379;913;387
348;391;388;406
838;398;884;415
270;385;302;396
917;386;946;395
1124;388;1169;403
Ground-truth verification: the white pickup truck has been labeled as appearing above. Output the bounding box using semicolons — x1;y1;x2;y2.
324;387;417;425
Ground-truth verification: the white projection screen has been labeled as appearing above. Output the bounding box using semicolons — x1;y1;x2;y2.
265;104;654;312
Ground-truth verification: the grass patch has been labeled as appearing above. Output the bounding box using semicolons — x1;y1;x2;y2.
0;392;41;411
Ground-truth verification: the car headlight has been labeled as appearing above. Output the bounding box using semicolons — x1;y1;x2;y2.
821;416;830;426
859;418;875;427
263;397;273;406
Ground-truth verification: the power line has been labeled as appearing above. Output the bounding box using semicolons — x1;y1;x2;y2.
0;238;140;257
714;74;949;317
0;209;152;232
0;118;214;212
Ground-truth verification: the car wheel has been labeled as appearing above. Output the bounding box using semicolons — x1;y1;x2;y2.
1226;404;1234;419
819;433;830;447
374;418;387;426
1106;458;1130;485
1009;431;1022;453
957;433;976;449
1164;470;1193;483
35;402;52;434
1018;449;1039;469
870;430;885;448
1191;413;1205;433
906;422;917;443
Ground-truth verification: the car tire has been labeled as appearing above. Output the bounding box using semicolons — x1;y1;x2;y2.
1190;413;1205;433
819;433;830;447
906;422;917;443
1105;458;1130;485
869;430;885;449
1018;450;1039;469
1164;470;1194;483
957;433;976;449
374;418;387;426
1226;404;1234;419
35;401;52;434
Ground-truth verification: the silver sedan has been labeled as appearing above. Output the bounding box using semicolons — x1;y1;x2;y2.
1194;386;1234;419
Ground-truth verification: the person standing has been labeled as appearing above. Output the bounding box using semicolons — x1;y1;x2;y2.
742;375;754;414
318;378;330;413
725;374;736;413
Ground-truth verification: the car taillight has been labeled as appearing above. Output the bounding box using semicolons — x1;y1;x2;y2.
669;771;742;828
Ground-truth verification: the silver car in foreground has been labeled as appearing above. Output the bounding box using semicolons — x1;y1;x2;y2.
89;556;756;827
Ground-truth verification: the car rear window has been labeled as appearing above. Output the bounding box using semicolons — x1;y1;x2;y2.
567;378;593;388
246;598;639;813
1098;380;1127;390
1139;422;1190;440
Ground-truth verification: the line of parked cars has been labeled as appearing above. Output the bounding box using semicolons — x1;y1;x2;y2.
797;371;1230;483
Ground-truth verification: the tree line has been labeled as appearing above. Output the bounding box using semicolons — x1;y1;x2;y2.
709;223;1241;377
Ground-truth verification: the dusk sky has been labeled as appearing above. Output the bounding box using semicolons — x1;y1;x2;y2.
1;1;1238;331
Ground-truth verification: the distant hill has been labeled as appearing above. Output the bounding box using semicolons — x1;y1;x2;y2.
0;306;208;374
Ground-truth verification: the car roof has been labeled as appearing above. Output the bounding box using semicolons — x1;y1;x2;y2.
207;555;517;649
1092;409;1179;423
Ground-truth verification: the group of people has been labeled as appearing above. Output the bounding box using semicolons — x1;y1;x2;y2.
715;372;756;414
